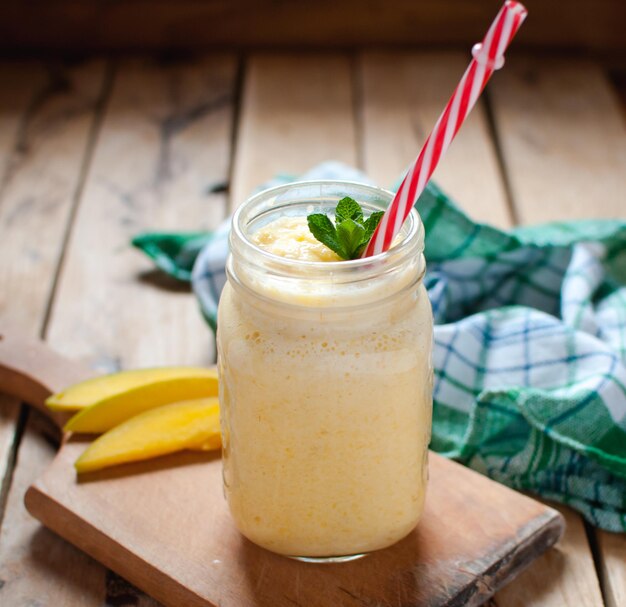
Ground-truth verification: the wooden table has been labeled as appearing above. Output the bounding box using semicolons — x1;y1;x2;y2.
0;52;624;606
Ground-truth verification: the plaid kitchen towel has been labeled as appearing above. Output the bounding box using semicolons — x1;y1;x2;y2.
133;162;626;532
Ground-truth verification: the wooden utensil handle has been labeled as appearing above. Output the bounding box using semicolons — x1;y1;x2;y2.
0;330;93;429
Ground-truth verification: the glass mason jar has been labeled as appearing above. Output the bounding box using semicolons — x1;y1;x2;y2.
217;181;433;562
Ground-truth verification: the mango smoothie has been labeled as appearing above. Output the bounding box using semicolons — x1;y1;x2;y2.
217;182;433;559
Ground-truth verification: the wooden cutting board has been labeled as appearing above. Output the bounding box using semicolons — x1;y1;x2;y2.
0;331;565;607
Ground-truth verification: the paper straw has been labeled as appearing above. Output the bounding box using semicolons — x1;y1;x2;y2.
363;0;528;257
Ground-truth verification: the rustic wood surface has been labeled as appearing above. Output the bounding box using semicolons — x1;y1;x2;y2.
0;59;109;606
597;529;626;607
231;54;357;209
360;51;511;228
490;57;626;223
0;51;624;606
47;56;236;370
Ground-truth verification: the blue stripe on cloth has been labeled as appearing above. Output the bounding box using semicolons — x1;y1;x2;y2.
433;338;617;374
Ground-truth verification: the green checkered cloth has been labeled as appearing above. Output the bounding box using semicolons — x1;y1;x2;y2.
133;163;626;532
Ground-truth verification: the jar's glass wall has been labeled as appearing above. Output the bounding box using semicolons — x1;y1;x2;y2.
217;181;433;560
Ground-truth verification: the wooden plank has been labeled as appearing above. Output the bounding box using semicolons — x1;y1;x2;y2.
0;61;47;520
489;58;623;606
489;57;626;224
47;56;237;370
0;394;20;523
0;1;625;53
494;507;603;606
360;51;511;228
0;59;110;606
0;60;107;336
0;409;105;604
231;53;357;208
597;530;626;607
0;59;106;492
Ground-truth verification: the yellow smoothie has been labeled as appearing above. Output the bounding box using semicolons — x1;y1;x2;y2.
218;210;433;558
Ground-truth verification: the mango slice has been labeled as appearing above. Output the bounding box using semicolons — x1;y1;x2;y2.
47;367;217;412
59;367;218;433
75;398;221;474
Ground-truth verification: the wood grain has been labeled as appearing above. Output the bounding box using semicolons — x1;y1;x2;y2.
597;529;626;607
359;51;511;228
0;1;624;52
0;330;91;429
0;61;48;521
46;56;237;370
0;394;20;519
489;57;624;607
0;60;110;606
0;60;106;336
0;409;104;605
489;57;626;224
494;507;603;606
230;54;357;209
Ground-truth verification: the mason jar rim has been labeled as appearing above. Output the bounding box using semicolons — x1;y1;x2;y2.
230;180;424;279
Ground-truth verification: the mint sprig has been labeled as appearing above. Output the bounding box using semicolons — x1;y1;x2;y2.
307;197;383;260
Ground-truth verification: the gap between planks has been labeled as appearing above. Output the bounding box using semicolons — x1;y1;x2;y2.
0;58;113;515
39;62;115;343
0;60;53;541
230;53;358;209
0;58;114;605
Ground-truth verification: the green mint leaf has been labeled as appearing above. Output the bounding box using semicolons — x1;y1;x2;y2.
307;200;384;260
362;211;384;244
307;214;344;258
335;197;363;225
336;219;366;260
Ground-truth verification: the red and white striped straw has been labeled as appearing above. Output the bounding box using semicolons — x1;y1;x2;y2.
363;0;528;257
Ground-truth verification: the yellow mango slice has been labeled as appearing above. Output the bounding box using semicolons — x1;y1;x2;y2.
60;367;218;433
47;367;217;412
75;398;221;474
